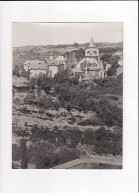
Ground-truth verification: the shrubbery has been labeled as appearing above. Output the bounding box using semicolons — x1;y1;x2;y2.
26;68;122;128
26;143;80;169
28;125;122;157
78;117;100;126
93;75;122;96
94;127;122;156
54;79;122;127
12;124;122;169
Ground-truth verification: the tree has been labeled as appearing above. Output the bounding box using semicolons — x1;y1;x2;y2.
74;48;85;61
13;122;30;169
13;65;22;76
44;85;51;94
53;69;71;85
37;74;51;94
71;75;79;85
94;127;122;156
20;139;28;169
21;68;30;79
74;42;79;48
29;77;37;90
67;104;71;112
106;68;116;77
93;78;108;87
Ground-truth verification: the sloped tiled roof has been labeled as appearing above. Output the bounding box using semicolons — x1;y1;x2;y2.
47;56;66;66
72;58;86;73
55;56;66;62
24;59;47;70
47;59;61;66
24;59;40;64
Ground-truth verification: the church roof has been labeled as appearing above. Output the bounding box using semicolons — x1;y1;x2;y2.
88;37;96;48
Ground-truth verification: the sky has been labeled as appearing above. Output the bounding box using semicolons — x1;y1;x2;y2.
13;23;123;47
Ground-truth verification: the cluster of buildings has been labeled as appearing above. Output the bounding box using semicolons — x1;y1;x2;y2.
24;55;66;78
24;37;123;81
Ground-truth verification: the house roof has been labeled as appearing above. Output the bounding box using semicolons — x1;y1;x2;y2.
48;56;66;66
24;59;40;64
48;61;63;67
47;60;56;66
55;56;66;62
72;58;86;73
24;59;47;70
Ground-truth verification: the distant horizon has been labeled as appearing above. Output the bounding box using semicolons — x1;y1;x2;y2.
13;41;123;48
13;23;123;47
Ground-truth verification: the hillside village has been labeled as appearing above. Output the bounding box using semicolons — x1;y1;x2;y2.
21;37;123;81
12;37;123;169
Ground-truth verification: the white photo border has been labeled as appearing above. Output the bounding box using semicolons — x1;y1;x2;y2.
0;1;138;193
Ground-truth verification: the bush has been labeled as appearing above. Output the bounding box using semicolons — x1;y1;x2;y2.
13;65;22;76
21;68;30;79
78;118;100;126
26;141;80;169
12;144;21;161
94;127;122;156
52;147;80;167
38;96;53;108
53;69;71;85
53;100;61;110
37;74;51;94
28;74;51;94
93;77;122;96
53;77;122;127
108;95;119;101
24;92;35;103
25;67;122;127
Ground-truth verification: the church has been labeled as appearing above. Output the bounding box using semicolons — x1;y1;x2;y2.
72;37;106;81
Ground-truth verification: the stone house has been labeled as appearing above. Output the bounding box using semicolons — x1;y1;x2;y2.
48;55;66;78
55;56;66;69
24;59;48;78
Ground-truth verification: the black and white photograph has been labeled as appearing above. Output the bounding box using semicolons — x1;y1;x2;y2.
12;22;123;169
0;0;138;193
